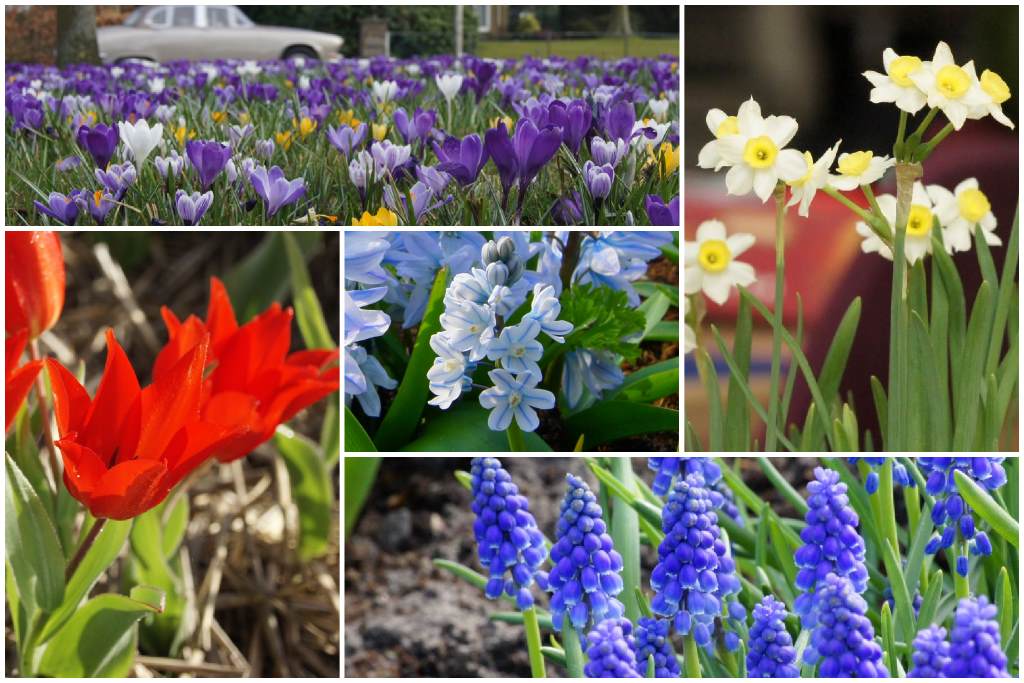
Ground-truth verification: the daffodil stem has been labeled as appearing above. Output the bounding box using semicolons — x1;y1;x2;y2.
684;631;702;678
916;123;955;161
506;421;526;452
562;626;585;677
66;517;107;580
861;184;883;219
28;339;60;496
523;606;546;678
894;110;909;159
765;183;787;451
822;186;874;224
909;107;939;143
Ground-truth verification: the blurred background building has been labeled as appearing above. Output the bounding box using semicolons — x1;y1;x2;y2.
684;5;1019;449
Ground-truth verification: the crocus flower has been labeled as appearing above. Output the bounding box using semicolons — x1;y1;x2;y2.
435;73;464;102
175;190;214;226
55;156;82;172
478;368;554;432
327;123;367;158
433;133;487;186
584;160;615;201
548;99;592;154
117;118;164;169
186;139;232;190
76;123;119;169
6;231;65;339
645;194;679;226
484;119;562;213
78;189;117;224
46;330;240;519
943;596;1009;677
591;136;630;169
33;192;80;226
584;618;642;678
95;162;138;200
248;164;306;218
747;596;800;678
393;106;437;145
155;151;185;179
351;207;399;227
802;574;888;677
153;277;339;463
6;330;43;431
370;140;412;175
469;457;548;609
633;617;680;678
416;165;451;194
547;473;625;632
908;625;951;678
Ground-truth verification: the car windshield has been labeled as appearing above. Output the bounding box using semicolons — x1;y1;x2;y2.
230;7;254;28
122;8;145;27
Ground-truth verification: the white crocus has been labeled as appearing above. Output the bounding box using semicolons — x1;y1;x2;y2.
855;182;935;264
713;98;805;201
684;220;757;305
148;77;166;94
908;41;988;130
648;98;670;122
863;48;928;114
787;140;841;218
926;178;1001;253
632;118;670;153
371;80;399;106
117;119;164;169
683;297;696;354
829;150;895;191
969;69;1015;130
435;73;464;102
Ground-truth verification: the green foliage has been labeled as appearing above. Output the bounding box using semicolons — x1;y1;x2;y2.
276;428;335;561
558;284;645;360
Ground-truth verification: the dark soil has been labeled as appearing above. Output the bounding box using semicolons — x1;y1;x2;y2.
343;457;818;677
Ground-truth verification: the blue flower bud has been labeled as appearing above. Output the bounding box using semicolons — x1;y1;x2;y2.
746;595;800;678
548;474;625;633
633;617;680;678
848;457;914;494
908;624;950;677
943;596;1009;677
583;617;642;678
802;574;888;678
470;458;548;608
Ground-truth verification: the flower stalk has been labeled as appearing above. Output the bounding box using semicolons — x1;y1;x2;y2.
765;181;787;450
522;606;546;677
28;339;60;495
561;626;585;677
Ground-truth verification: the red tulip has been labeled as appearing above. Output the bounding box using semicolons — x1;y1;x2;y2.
154;277;339;462
6;231;66;339
5;329;43;431
46;329;242;520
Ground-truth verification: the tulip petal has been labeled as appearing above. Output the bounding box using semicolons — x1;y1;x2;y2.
80;330;142;464
6;358;42;431
88;458;167;520
137;334;208;459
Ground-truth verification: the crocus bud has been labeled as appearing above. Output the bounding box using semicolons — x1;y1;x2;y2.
6;231;66;339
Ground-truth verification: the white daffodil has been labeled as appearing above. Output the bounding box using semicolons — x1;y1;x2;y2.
683;297;696;354
684;220;757;305
435;73;464;102
863;48;928;114
117;119;164;169
648;98;670;123
926;178;1001;253
829;150;895;191
855;182;935;264
371;80;399;106
908;41;988;130
697;107;740;170
787;140;841;217
968;69;1015;130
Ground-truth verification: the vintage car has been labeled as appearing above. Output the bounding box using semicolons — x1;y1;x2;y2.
97;5;344;63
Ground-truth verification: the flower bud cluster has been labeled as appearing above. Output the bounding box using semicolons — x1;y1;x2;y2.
847;457;913;494
943;596;1009;677
583;617;642;678
802;573;889;677
746;595;800;678
633;616;680;678
647;457;744;526
908;624;950;678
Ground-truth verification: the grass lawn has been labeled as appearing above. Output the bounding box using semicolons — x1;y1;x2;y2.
476;36;678;60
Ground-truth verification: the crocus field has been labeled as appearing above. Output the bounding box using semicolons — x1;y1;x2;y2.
6;54;679;227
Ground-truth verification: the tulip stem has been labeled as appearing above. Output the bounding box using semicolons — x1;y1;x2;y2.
66;517;107;580
28;340;60;496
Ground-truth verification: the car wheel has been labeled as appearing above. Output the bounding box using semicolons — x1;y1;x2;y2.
283;46;318;61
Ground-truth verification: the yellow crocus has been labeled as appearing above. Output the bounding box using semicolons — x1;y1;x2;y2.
211;110;227;124
275;130;293;151
490;115;515;131
293;116;318;139
175;125;197;146
371;123;388;141
237;111;251;125
351;207;399;226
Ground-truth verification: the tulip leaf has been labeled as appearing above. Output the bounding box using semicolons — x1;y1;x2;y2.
160;495;189;560
344;456;380;538
565;400;678;449
344;404;376;452
402;402;552;451
36;587;164;677
5;453;65;612
276;427;334;561
320;395;340;468
954;470;1019;548
608;357;678;403
37;518;132;645
283;231;336;350
223;231;321;322
375;267;448;450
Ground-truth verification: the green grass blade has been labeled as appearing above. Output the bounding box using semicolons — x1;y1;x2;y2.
954;470;1019;547
725;294;753;451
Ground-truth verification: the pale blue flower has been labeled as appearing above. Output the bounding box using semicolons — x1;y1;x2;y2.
344;288;390;345
346;232;391;286
563;348;625;408
439;300;495;360
386;231;484;327
345;344;397;417
525;283;573;342
488;319;543;375
427;333;471;409
446;266;528;317
479;369;555;432
573;231;673;306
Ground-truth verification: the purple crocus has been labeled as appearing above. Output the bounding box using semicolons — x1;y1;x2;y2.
370;140;413;175
327;123;367;158
384;180;450;225
186;139;232;191
484;119;562;215
465;58;498;102
433;133;487;186
77;189;117;224
584;160;615;201
76;123;119;170
175;189;214;226
34;192;80;225
94;162;137;200
416;165;451;194
548;99;592;155
393;107;436;145
248;165;306;218
645;195;680;226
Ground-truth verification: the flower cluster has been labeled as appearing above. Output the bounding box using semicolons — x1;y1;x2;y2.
468;457;548;609
647;456;743;526
848;457;914;494
918;457;1006;574
583;618;642;678
428;237;567;432
633;616;680;678
548;474;625;634
908;624;950;678
650;471;743;649
684;220;757;307
943;596;1010;677
802;573;889;677
746;595;800;678
793;467;869;622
